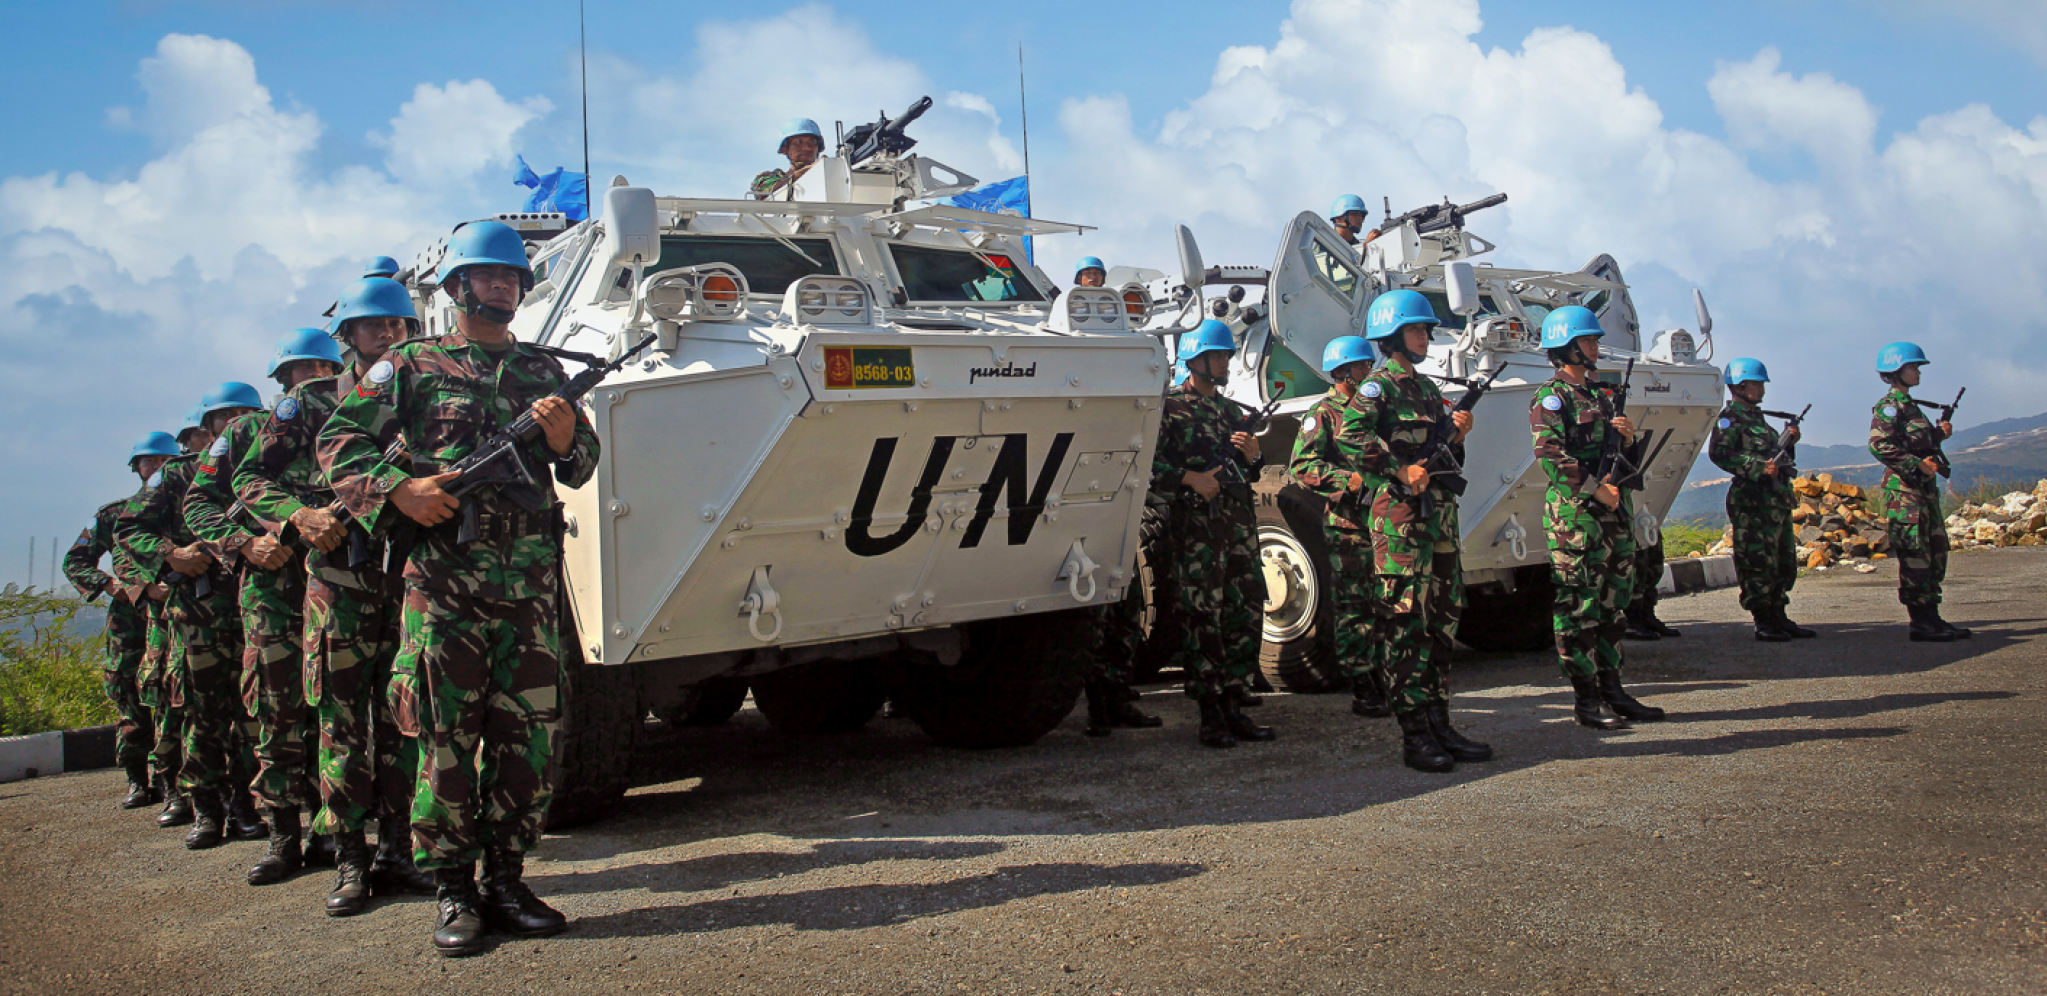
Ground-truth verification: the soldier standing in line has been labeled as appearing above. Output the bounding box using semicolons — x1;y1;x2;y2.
120;383;271;848
751;118;824;200
1344;291;1491;771
63;432;182;809
1868;342;1968;642
1150;319;1275;749
1288;335;1391;719
187;330;344;886
138;407;211;830
237;276;435;913
319;221;600;956
1709;358;1817;642
1528;306;1666;731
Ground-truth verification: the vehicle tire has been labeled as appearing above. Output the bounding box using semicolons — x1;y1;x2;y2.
1457;564;1557;653
893;608;1096;749
544;655;640;832
1254;480;1346;694
1127;503;1179;684
663;676;749;727
749;660;888;735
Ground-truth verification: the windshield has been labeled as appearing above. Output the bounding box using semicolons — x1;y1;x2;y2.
1418;290;1503;331
654;235;839;295
889;245;1045;303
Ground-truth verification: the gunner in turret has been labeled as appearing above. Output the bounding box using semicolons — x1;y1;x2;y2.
750;118;825;200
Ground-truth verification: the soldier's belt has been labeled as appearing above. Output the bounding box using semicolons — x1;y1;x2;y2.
434;505;562;544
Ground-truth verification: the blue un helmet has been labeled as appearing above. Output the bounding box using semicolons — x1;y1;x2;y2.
1723;358;1770;386
199;381;264;417
1328;193;1367;221
176;404;207;446
1322;335;1375;375
1074;256;1106;281
128;431;181;470
1178;319;1236;364
442;220;533;323
363;255;401;279
267;327;346;381
1875;341;1929;374
1365;289;1439;341
331;277;419;336
1539;305;1605;350
779;118;824;155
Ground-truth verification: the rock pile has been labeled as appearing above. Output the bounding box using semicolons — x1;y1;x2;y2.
1700;473;1890;569
1945;479;2047;549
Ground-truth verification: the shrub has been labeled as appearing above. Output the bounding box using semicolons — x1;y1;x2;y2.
1661;518;1722;559
0;584;114;736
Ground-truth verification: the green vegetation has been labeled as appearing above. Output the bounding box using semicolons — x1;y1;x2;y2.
1661;518;1723;559
1944;476;2040;516
0;584;113;736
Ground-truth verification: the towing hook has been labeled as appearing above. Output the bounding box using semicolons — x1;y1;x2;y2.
1634;507;1663;548
1497;514;1529;561
740;566;784;643
1058;540;1100;604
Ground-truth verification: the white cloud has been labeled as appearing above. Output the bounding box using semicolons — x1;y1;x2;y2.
375;79;552;190
1709;48;1877;173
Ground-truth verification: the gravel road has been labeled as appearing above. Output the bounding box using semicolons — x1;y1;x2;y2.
4;550;2044;995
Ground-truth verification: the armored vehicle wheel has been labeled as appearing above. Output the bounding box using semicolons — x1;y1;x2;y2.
749;661;888;735
1254;484;1345;694
545;657;640;831
892;608;1097;749
1127;503;1180;684
1458;565;1557;653
663;676;749;727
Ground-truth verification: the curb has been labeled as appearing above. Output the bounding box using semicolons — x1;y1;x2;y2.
1659;555;1737;596
0;724;116;783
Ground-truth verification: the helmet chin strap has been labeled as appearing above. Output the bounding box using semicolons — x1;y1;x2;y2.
457;271;520;325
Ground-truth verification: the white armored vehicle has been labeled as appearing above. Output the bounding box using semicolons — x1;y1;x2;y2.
1135;196;1726;689
398;100;1171;824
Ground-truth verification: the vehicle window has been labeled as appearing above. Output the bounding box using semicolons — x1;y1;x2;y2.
655;235;839;295
1577;288;1612;314
1419;291;1468;331
1518;298;1553;326
1310;241;1361;301
532;250;563;285
889;245;1045;303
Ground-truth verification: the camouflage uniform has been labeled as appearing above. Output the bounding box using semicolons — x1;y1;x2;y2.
1625;536;1666;621
117;454;255;795
188;413;317;813
1149;382;1262;700
318;335;600;869
1530;377;1636;678
1709;400;1797;612
1288;389;1379;685
237;372;417;835
1339;360;1465;713
1868;386;1948;607
63;496;153;770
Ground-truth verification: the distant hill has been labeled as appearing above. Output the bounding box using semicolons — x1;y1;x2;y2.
1671;411;2047;525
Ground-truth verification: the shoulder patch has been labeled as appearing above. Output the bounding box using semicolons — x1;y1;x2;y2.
1717;417;1731;429
1542;395;1564;411
366;360;395;385
1301;415;1316;434
146;471;162;489
274;397;300;422
208;436;230;457
1882;405;1897;418
1362;382;1382;399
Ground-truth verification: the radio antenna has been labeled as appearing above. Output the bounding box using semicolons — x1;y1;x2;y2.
580;0;592;221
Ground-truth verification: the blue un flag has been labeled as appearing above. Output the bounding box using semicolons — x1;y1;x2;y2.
944;176;1032;262
513;155;590;222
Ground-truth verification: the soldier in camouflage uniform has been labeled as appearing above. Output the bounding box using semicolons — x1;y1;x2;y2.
1622;536;1681;639
139;409;213;829
1528;306;1665;730
64;432;181;808
238;277;434;913
1344;292;1492;771
1868;342;1968;642
319;221;599;956
189;330;345;886
1150;319;1275;749
1709;358;1816;642
1288;335;1391;719
750;118;824;200
119;383;270;848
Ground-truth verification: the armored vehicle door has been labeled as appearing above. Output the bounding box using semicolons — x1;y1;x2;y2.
1576;253;1640;352
1262;211;1370;402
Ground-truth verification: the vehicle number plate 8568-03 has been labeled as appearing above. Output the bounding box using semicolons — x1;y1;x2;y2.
824;346;916;389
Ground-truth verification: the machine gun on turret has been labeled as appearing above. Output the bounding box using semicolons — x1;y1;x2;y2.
1380;192;1509;237
841;96;934;167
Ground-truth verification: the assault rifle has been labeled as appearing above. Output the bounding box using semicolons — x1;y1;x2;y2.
1380;192;1509;237
1760;405;1810;475
841;96;933;167
1593;357;1651;493
1391;364;1507;504
1910;387;1966;424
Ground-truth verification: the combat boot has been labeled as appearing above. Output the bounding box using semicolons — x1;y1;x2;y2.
1929;607;1972;639
1220;690;1275;742
432;864;487;957
1908;606;1958;643
479;848;568;938
246;807;303;885
1425;701;1493;762
1775;607;1817;639
1640;609;1681;638
1569;675;1629;731
226;791;268;842
326;830;372;917
1395;710;1454;773
1196;695;1237;749
1229;686;1263;709
1082;681;1114;737
1596;670;1666;722
184;790;226;850
1107;684;1162;729
121;762;153;810
302;833;337;868
1752;609;1793;643
371;815;436;895
156;781;193;828
1350;671;1391;718
1622;612;1662;641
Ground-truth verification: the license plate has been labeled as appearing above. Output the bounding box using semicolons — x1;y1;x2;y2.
824;346;916;389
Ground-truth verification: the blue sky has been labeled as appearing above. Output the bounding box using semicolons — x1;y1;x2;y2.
2;0;2045;585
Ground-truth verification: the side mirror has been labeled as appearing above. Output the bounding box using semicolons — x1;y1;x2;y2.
1692;288;1712;336
1444;260;1480;317
1175;224;1205;311
604;186;658;267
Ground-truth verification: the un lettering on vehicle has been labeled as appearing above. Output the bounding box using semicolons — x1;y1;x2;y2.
845;432;1075;557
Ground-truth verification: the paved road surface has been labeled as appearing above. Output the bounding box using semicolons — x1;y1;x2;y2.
3;550;2044;994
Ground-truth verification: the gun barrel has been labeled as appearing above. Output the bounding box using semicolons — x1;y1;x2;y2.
888;96;933;136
